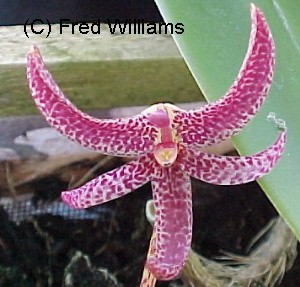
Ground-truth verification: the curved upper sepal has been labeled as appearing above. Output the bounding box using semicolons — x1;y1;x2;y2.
175;4;275;148
27;46;157;157
180;130;286;185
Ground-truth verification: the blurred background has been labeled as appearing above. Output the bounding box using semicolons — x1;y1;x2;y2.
0;0;162;26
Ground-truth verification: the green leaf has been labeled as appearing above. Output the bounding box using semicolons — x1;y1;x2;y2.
154;0;300;240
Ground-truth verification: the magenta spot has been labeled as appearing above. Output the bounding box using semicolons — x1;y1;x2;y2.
148;109;170;128
61;192;71;204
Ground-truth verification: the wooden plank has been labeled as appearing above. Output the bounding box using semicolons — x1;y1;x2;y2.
1;24;181;64
0;24;204;116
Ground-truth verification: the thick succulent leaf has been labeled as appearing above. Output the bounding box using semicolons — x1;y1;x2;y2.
146;164;192;280
61;154;155;208
154;0;300;240
27;46;157;157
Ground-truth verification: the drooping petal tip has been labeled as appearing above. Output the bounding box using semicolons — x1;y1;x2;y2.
146;260;182;280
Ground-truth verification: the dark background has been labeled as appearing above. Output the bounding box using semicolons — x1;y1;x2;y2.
0;0;163;26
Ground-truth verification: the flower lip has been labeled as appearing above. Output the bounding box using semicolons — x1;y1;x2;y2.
153;142;178;167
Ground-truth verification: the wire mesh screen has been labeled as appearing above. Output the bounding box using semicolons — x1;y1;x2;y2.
0;196;108;223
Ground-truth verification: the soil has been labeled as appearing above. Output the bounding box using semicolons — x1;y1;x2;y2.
0;157;299;287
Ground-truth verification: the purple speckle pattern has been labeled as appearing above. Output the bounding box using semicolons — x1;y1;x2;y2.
174;5;275;149
146;164;192;280
26;5;285;283
27;47;157;157
179;131;286;185
61;154;157;208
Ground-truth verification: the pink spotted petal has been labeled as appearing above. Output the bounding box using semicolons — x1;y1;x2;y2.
179;130;286;185
27;46;157;157
146;164;192;280
61;154;155;209
175;4;275;148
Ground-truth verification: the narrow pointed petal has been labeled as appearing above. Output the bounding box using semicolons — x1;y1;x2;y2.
27;46;157;157
179;131;286;185
146;165;192;280
61;154;155;208
175;5;275;148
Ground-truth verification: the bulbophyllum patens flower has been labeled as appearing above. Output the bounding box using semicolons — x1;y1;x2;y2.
26;4;286;282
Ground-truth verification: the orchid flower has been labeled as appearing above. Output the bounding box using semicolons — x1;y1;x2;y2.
26;4;286;282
